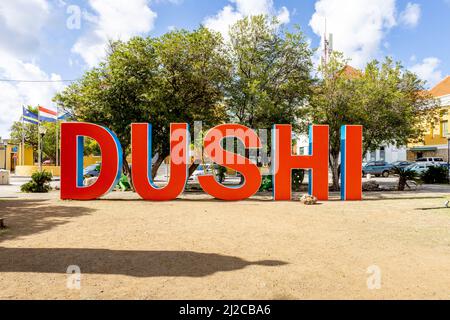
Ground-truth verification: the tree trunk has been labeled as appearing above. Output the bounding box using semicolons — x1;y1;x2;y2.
188;163;200;178
122;156;134;192
330;152;340;192
151;154;167;180
398;177;406;191
239;148;251;185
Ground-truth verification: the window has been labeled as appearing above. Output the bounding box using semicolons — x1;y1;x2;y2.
380;147;386;161
441;121;449;138
370;151;376;161
299;147;306;155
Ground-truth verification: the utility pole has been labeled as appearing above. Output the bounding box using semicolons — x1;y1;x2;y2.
321;19;334;67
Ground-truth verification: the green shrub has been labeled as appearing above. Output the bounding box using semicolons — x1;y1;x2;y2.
21;170;53;193
391;166;421;191
292;169;305;192
259;175;273;192
259;169;305;192
421;166;449;184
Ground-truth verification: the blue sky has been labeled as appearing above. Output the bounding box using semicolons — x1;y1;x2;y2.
0;0;449;137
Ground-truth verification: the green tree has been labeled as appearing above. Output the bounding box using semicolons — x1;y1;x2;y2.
227;15;313;131
355;58;437;154
148;27;231;176
307;53;437;191
392;166;421;191
226;15;313;185
54;27;231;185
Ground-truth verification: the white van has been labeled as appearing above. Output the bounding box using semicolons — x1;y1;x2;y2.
416;157;446;165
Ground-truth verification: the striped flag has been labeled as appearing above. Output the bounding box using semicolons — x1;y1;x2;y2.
58;110;72;121
22;107;40;125
38;106;57;123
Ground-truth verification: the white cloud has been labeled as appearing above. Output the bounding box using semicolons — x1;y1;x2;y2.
410;57;443;88
0;0;50;59
72;0;157;67
309;0;397;68
0;51;64;138
0;0;62;138
203;0;290;40
399;2;421;28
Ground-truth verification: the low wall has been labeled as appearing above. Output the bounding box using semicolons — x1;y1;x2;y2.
15;165;61;177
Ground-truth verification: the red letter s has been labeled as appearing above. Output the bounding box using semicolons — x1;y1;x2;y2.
199;124;262;201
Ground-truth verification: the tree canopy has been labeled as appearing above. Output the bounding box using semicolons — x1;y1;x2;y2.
227;15;314;131
53;15;436;193
54;27;231;181
306;52;437;190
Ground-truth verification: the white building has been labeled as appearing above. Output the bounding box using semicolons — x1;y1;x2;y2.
295;134;407;164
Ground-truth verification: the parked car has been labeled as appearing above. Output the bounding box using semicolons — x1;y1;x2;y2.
189;164;213;181
389;161;413;170
83;163;101;177
416;157;446;165
362;161;393;177
406;162;438;175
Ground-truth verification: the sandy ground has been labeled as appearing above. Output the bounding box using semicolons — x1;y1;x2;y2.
1;189;450;300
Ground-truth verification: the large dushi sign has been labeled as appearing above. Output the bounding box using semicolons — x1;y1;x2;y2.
60;122;363;201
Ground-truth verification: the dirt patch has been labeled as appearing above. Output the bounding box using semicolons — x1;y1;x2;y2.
1;194;450;299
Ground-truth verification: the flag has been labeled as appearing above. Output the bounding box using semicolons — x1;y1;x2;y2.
38;106;57;123
22;107;40;125
58;110;72;121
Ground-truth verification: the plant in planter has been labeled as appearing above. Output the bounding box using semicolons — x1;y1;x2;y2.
21;170;53;193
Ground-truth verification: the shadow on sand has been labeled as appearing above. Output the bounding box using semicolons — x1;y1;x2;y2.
0;248;287;278
0;199;95;242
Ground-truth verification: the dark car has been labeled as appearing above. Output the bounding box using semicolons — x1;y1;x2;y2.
83;163;101;177
362;161;393;178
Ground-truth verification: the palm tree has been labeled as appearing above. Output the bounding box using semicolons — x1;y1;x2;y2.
391;166;421;191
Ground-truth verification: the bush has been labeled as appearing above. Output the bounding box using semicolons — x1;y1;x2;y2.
292;169;305;192
391;166;422;191
259;175;273;192
21;170;53;193
259;169;305;192
421;166;449;184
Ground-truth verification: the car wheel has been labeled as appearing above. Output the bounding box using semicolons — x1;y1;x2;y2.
375;174;380;177
382;171;390;178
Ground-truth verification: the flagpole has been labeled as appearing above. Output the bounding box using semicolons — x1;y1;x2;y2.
56;121;59;167
56;106;59;167
21;108;25;166
38;110;41;172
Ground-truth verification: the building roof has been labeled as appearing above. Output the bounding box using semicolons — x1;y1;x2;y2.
341;65;361;79
430;76;450;97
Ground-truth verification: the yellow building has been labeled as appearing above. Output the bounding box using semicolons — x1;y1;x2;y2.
407;76;450;161
0;139;34;172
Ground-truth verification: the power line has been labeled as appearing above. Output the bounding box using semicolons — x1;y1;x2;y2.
0;79;78;83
